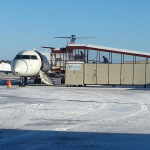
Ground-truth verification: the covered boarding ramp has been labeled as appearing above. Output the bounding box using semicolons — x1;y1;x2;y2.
65;44;150;87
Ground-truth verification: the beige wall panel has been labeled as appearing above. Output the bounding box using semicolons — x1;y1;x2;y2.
84;64;96;84
75;64;84;74
84;74;97;84
65;74;83;85
121;64;133;85
84;64;96;72
65;63;84;85
146;64;150;84
66;63;83;74
74;74;83;85
109;64;121;84
133;64;145;85
97;64;108;84
65;64;74;74
65;74;75;85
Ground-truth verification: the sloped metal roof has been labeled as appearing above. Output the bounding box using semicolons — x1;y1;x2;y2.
66;44;150;58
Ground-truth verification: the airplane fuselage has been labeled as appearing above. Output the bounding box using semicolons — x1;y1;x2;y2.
11;50;50;77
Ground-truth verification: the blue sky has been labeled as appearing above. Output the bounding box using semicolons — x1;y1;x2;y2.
0;0;150;60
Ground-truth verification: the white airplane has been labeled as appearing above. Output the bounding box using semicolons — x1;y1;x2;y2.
11;49;54;86
8;35;94;86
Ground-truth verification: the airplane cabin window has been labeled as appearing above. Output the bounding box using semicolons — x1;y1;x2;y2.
22;55;31;59
31;55;38;59
15;55;22;59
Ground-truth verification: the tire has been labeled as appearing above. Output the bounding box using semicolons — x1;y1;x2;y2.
34;79;37;84
38;78;41;84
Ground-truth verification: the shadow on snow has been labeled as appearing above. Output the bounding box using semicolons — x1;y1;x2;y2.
0;129;150;150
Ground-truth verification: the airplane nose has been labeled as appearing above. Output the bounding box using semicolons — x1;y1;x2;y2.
11;60;28;76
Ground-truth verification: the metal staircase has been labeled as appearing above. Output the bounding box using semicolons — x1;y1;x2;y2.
39;70;54;85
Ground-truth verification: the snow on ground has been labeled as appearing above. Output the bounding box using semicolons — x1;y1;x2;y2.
1;79;150;149
0;63;11;71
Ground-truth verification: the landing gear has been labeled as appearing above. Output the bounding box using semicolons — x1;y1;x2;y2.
38;78;41;84
34;77;41;84
19;77;27;86
34;78;37;84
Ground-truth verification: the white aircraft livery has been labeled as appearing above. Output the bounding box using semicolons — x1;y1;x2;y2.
11;50;54;86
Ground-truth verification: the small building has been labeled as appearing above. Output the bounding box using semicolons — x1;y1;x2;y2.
64;44;150;87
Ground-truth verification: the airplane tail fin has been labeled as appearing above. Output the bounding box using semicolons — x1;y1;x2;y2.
54;35;96;44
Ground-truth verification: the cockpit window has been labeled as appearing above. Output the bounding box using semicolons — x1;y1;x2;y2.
14;55;22;59
31;55;37;59
22;55;30;59
14;55;38;60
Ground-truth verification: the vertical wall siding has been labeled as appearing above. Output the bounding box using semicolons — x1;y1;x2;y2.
65;63;149;86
